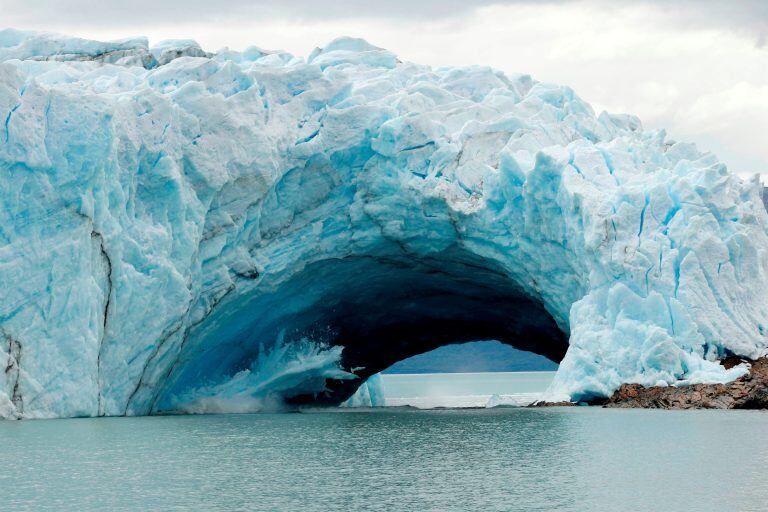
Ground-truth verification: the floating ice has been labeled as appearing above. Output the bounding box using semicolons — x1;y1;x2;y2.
1;30;767;418
342;373;386;408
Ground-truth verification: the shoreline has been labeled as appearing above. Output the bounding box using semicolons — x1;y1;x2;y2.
533;357;768;410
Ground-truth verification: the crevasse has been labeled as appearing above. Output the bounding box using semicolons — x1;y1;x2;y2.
0;29;767;419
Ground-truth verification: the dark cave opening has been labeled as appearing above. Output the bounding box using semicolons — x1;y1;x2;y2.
156;247;568;411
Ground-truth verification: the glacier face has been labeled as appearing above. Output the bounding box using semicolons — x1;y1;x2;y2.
1;29;767;418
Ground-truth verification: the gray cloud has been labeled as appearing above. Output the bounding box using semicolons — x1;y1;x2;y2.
2;0;767;42
1;0;502;26
654;1;768;44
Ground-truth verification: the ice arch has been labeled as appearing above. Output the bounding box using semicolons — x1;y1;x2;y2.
152;251;568;412
1;31;767;418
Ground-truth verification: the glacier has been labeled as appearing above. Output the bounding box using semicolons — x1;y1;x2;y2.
1;29;767;418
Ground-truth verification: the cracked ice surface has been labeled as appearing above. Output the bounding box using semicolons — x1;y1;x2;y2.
1;29;767;418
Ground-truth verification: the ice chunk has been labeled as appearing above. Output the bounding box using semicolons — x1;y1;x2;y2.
308;36;397;69
341;374;386;408
150;39;210;66
0;29;153;67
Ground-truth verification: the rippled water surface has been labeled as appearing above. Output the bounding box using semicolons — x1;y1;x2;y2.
2;376;768;511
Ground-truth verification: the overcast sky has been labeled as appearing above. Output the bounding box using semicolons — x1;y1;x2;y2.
2;0;767;177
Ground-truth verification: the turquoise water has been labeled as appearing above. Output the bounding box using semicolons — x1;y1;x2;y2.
1;374;767;511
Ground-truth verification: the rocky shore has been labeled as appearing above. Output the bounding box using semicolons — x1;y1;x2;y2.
533;357;768;409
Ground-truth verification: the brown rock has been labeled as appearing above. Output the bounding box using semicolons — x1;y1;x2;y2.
528;400;576;407
602;357;768;410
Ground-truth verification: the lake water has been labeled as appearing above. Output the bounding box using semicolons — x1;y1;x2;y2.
1;372;767;511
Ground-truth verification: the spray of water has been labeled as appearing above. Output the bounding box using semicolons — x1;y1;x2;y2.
170;331;358;413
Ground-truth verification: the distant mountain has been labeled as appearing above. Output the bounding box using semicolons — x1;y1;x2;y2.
383;340;559;374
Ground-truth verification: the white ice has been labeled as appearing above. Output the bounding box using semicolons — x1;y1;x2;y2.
1;29;767;418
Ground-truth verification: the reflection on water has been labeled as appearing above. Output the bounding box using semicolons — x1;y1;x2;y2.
1;407;767;511
381;371;555;408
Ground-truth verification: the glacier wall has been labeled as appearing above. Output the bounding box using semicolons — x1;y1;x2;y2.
1;29;767;418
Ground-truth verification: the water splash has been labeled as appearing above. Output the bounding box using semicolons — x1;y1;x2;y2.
170;332;357;414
